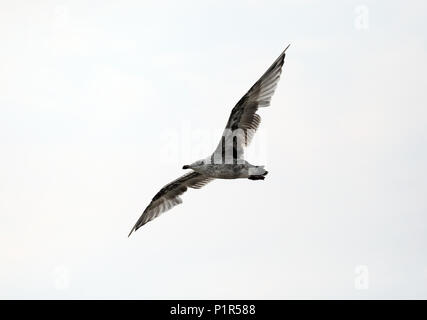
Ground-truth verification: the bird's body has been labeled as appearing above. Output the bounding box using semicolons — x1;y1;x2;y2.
128;44;290;236
190;162;268;180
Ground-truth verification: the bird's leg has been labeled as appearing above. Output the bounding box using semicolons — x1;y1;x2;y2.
248;175;265;180
248;170;268;180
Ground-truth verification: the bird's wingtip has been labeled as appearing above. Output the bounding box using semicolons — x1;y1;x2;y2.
283;43;291;53
128;227;135;238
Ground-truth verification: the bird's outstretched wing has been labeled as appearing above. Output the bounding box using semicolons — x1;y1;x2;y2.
128;172;214;236
210;44;290;164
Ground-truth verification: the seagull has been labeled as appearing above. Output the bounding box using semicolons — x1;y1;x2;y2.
128;44;290;236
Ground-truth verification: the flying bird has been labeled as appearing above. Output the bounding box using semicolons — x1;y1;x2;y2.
129;44;290;236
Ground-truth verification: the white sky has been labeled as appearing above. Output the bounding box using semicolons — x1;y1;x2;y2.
1;0;427;299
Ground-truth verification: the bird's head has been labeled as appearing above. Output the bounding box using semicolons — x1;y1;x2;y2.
182;160;205;170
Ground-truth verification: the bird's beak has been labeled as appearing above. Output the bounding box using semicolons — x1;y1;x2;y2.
182;165;190;169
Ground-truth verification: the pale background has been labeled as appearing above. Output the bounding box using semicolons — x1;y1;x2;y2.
1;0;426;299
